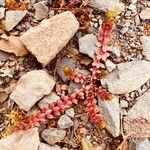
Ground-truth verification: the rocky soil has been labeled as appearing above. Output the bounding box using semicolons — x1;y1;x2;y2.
0;0;150;150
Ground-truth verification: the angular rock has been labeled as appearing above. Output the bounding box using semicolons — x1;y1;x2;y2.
58;114;74;129
41;128;66;145
124;91;150;137
101;60;150;94
56;57;76;82
0;36;28;56
141;35;150;61
79;34;98;58
38;92;60;109
105;59;116;72
140;8;150;20
21;11;79;66
98;96;120;137
5;10;27;31
90;0;119;11
38;143;61;150
34;2;48;20
0;7;5;19
0;128;39;150
65;108;75;118
0;0;5;6
10;70;56;111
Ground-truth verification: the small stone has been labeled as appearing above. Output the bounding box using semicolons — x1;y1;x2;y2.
124;91;150;137
41;128;66;145
140;8;150;20
0;0;5;6
141;35;150;61
0;92;8;104
135;138;150;150
109;46;121;57
5;10;27;31
120;27;128;34
101;60;150;94
79;34;98;58
58;115;74;129
131;0;137;4
10;70;56;111
105;59;116;72
98;96;120;137
34;2;48;20
134;15;140;26
0;7;5;19
38;143;61;150
38;92;60;109
65;108;75;118
56;57;76;82
120;100;128;108
90;0;119;11
128;4;136;11
0;128;39;150
21;11;79;66
0;36;28;56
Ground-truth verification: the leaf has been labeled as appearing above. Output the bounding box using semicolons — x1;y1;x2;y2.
81;137;94;150
116;137;129;150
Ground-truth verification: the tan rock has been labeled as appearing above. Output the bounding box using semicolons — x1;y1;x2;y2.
21;11;79;66
0;36;28;56
10;70;56;111
0;128;40;150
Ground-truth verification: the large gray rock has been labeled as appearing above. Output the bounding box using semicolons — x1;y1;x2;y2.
90;0;119;11
141;35;150;61
41;128;66;145
124;91;150;137
79;34;98;58
10;70;56;111
98;96;120;137
101;60;150;94
38;143;61;150
5;10;27;31
21;11;79;66
0;128;39;150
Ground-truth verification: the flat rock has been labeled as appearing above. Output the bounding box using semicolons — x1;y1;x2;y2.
34;2;48;20
79;34;98;58
58;114;74;129
101;60;150;94
140;8;150;20
38;143;61;150
65;108;75;118
38;92;60;109
90;0;119;11
0;36;28;56
124;91;150;137
41;128;66;145
141;35;150;61
5;10;27;31
10;70;56;111
0;0;5;6
98;96;120;137
0;7;5;19
21;11;79;66
0;128;39;150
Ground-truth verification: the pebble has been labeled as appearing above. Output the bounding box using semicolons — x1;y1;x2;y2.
105;59;116;72
0;0;5;6
10;70;56;111
58;115;74;129
68;81;82;94
20;11;79;66
0;128;39;150
120;27;129;34
140;8;150;20
65;108;75;118
41;128;66;145
0;51;10;61
0;7;5;19
34;2;48;20
135;138;150;150
38;143;61;150
120;100;128;108
5;10;27;31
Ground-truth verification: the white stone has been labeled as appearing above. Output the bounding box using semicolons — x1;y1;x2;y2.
38;143;61;150
34;2;48;20
5;10;27;31
136;139;150;150
124;91;150;137
98;96;120;137
0;0;5;6
21;11;79;66
58;115;74;129
38;92;60;109
79;34;98;58
105;59;116;72
65;108;75;118
0;128;39;150
120;100;128;108
128;4;136;11
10;70;56;111
140;8;150;20
0;7;5;19
41;128;66;145
141;35;150;61
101;60;150;94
